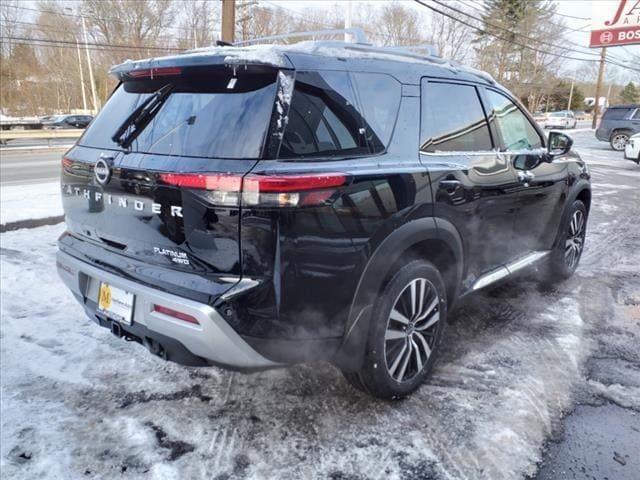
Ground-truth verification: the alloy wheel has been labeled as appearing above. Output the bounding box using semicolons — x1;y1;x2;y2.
612;134;628;151
384;278;440;383
565;210;585;269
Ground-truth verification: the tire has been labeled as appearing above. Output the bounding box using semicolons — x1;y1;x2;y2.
547;200;587;280
343;260;447;400
610;131;630;151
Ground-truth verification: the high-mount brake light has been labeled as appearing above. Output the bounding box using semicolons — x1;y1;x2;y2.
128;67;182;79
153;304;200;325
157;172;346;207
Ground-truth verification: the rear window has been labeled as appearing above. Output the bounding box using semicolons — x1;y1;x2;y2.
278;70;400;159
279;71;368;159
79;71;278;159
602;108;632;120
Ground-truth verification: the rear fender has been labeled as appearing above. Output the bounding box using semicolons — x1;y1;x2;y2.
333;217;463;371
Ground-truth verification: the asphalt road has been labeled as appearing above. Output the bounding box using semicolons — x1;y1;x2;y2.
0;149;67;186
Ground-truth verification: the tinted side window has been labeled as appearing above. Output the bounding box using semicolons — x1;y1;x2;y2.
633;109;640;119
420;82;492;153
280;71;367;159
351;72;401;153
603;108;631;120
485;89;542;151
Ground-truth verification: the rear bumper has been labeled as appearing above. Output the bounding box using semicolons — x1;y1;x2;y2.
56;250;280;370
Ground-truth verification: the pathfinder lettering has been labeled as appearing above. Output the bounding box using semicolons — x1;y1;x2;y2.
62;184;183;217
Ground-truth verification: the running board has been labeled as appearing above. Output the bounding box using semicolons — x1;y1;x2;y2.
472;251;550;291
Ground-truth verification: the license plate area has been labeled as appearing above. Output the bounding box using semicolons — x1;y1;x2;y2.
97;282;135;325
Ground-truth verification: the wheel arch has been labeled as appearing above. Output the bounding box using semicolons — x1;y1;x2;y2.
333;217;463;371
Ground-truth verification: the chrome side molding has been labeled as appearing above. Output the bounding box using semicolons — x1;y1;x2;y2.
472;251;550;291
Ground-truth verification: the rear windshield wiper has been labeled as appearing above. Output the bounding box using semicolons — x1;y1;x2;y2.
111;83;174;149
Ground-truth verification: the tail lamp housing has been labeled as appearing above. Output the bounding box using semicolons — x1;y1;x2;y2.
158;172;347;207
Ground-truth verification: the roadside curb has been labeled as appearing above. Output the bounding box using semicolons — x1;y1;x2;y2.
0;215;64;233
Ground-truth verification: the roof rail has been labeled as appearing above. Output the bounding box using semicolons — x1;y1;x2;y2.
381;44;439;57
233;28;370;46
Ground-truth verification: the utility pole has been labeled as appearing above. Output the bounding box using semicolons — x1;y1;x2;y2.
221;0;236;44
592;47;607;129
76;40;87;112
606;82;613;109
567;77;575;112
81;16;99;112
344;1;352;42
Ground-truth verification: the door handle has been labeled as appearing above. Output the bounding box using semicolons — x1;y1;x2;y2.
439;180;462;191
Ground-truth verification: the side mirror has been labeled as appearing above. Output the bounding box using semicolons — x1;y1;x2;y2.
548;131;573;157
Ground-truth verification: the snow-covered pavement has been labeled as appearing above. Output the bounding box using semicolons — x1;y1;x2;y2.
1;131;639;479
0;182;62;226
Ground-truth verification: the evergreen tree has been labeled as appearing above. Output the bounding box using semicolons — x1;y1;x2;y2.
619;82;639;104
474;0;565;111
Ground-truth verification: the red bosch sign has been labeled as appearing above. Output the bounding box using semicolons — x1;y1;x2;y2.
590;0;640;47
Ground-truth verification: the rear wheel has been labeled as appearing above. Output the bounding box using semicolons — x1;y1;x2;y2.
342;260;447;399
547;200;587;280
610;131;630;151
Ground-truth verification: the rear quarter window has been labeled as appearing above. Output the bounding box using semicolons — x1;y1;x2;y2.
603;108;632;120
351;72;401;153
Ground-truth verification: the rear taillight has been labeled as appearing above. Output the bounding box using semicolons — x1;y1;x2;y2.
62;157;73;168
158;173;242;206
153;304;199;325
158;172;346;207
128;66;182;79
243;173;346;207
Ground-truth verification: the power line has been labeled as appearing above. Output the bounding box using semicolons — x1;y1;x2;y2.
455;0;628;64
1;3;194;34
432;0;609;60
2;17;189;41
1;38;171;55
414;0;640;73
1;35;183;53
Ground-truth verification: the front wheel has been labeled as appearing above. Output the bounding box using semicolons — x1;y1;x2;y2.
343;260;447;399
610;132;629;151
547;200;587;280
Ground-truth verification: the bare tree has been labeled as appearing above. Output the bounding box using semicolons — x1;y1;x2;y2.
177;0;218;49
375;3;426;46
426;8;473;62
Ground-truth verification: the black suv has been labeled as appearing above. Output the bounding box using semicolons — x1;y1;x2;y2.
57;36;591;399
595;103;640;151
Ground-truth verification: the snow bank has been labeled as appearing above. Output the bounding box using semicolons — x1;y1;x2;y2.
0;182;62;225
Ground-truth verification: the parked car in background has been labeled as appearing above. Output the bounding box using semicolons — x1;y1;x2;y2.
574;111;588;121
545;111;577;129
43;114;93;129
595;104;640;151
624;133;640;164
532;111;546;123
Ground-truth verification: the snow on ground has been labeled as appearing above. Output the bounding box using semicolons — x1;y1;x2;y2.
1;131;638;479
0;224;591;479
0;181;62;225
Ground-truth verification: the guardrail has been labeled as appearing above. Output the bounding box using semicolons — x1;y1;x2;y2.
0;129;84;147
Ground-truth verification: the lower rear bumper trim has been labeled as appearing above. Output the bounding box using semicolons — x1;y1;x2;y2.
56;250;280;369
